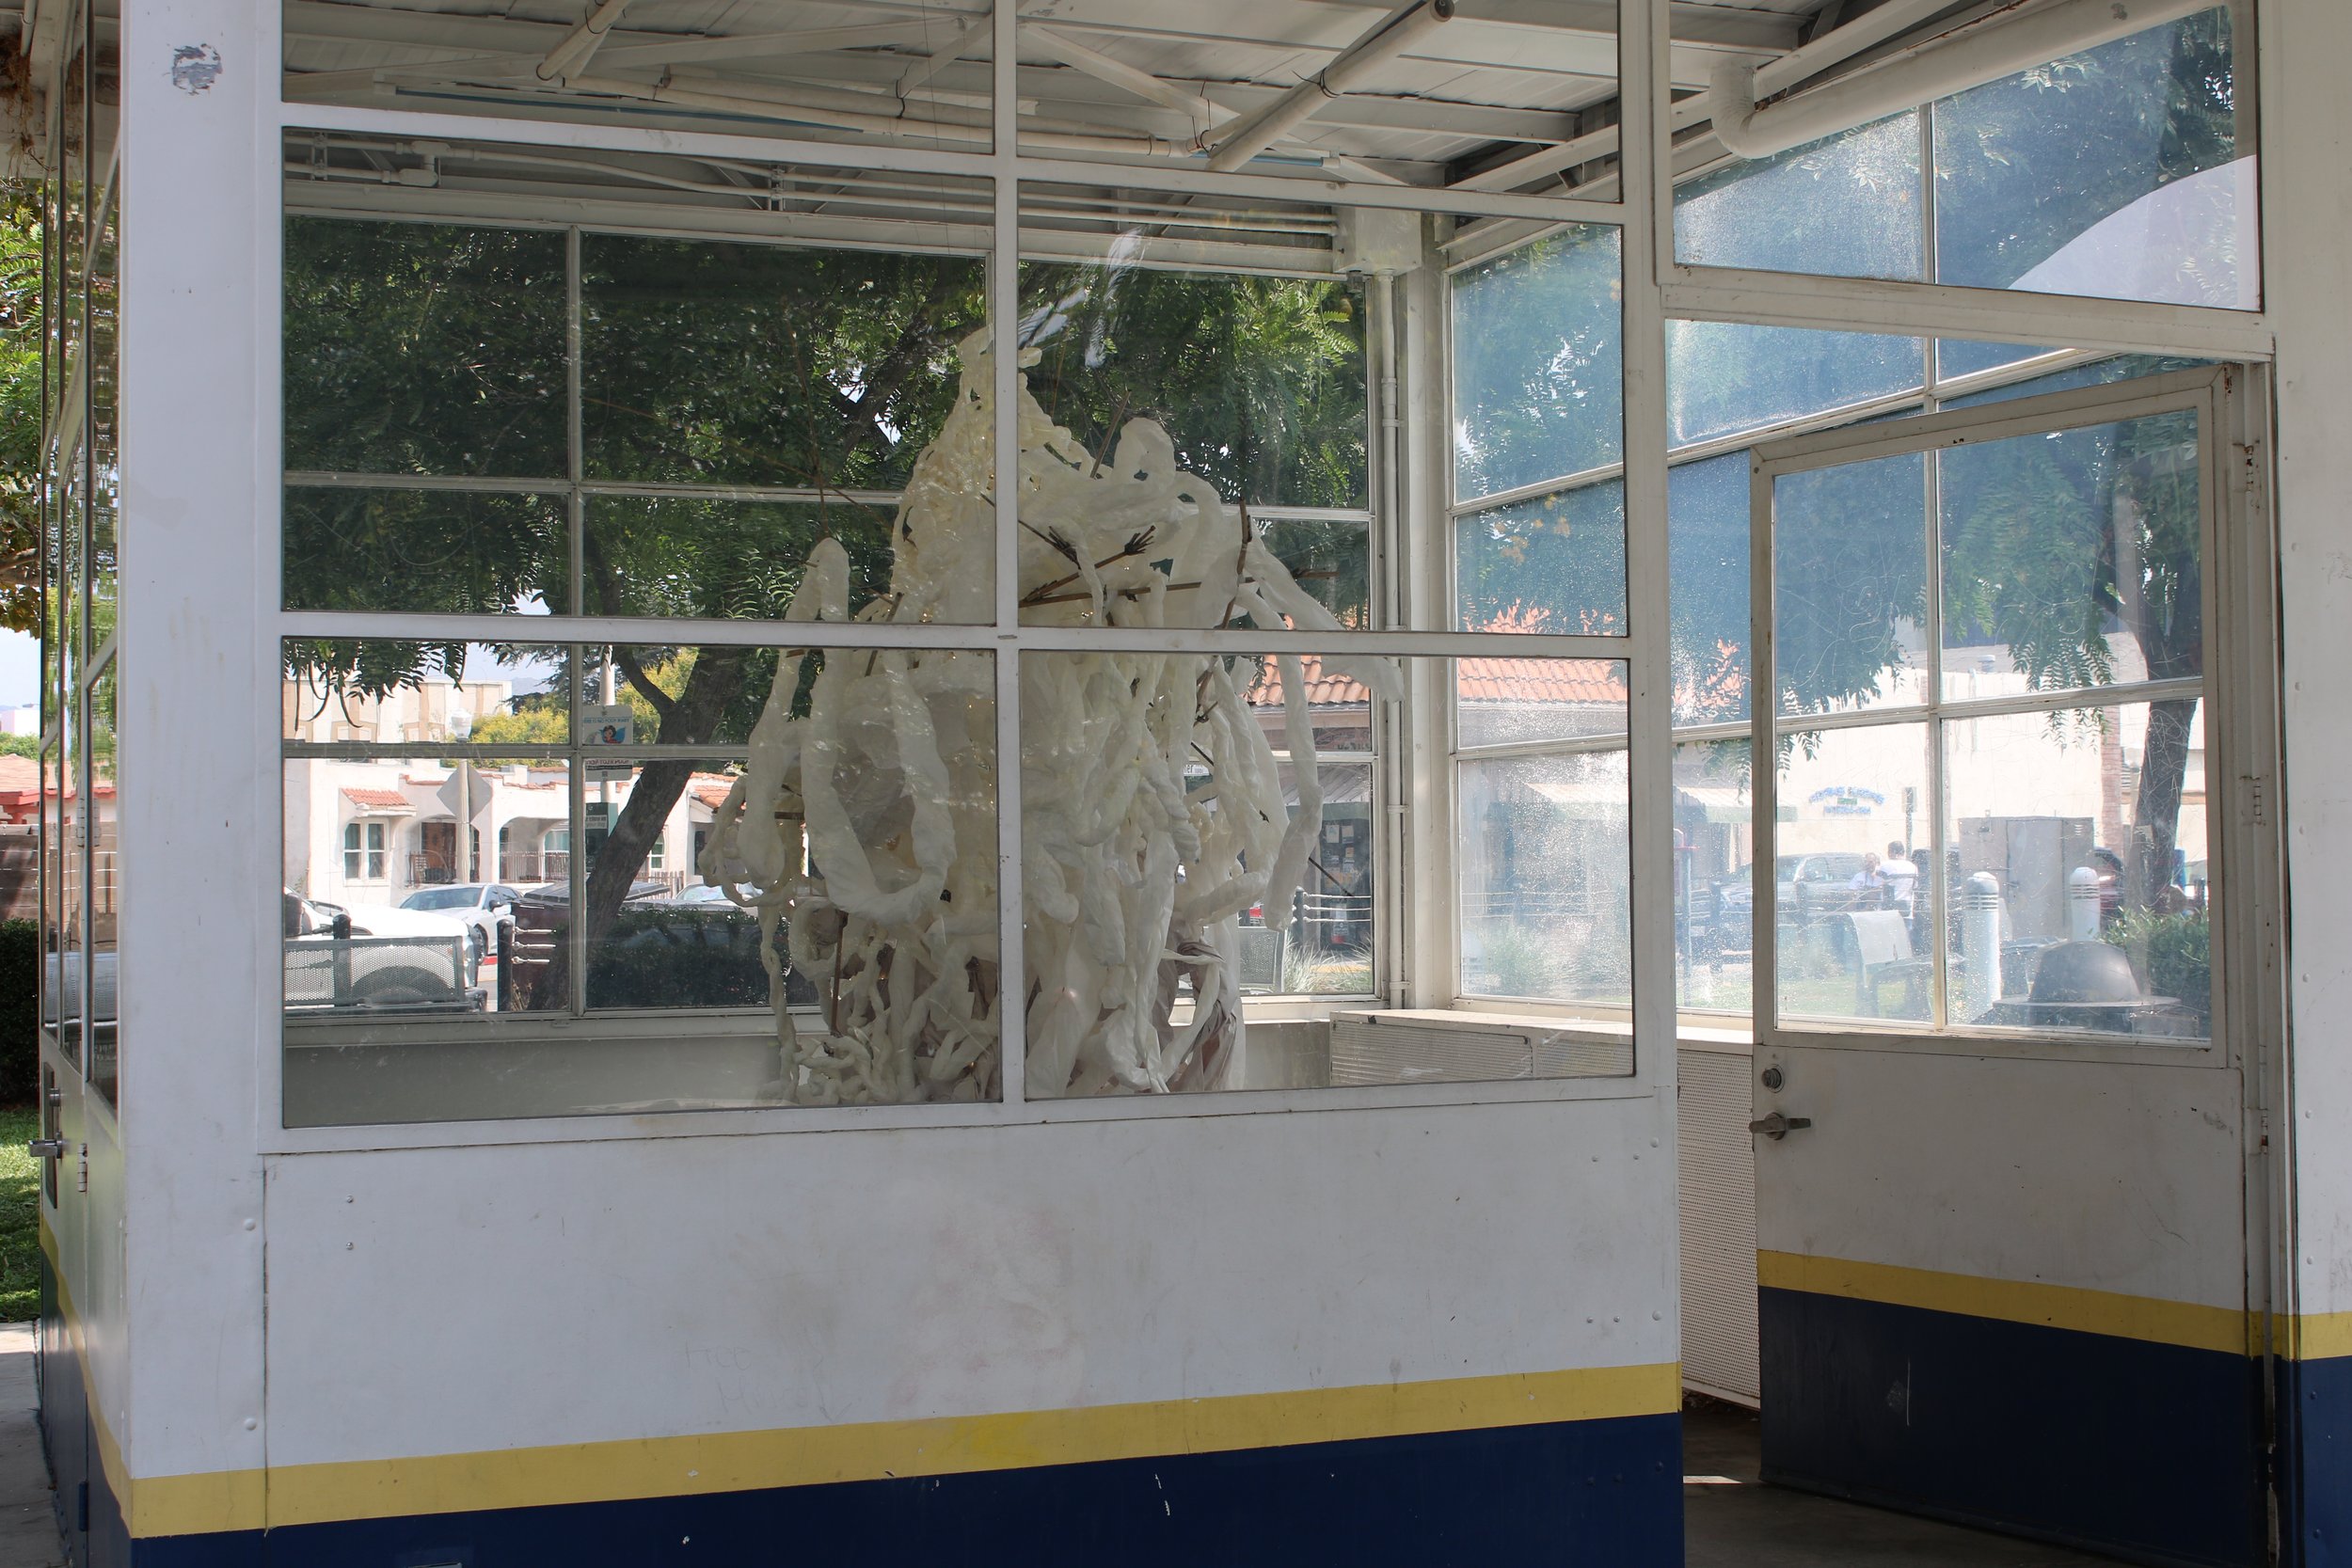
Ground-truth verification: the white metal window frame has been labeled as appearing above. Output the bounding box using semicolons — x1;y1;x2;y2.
241;0;2283;1154
1746;365;2248;1069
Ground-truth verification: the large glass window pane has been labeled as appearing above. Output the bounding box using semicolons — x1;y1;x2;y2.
1456;656;1627;751
581;230;988;495
1457;747;1631;1022
1670;7;2253;311
1669;453;1750;726
1674;115;1925;282
1939;410;2202;695
282;641;1002;1125
88;174;117;651
1934;9;2251;309
37;746;66;1066
283;218;568;478
1773;451;1929;719
1019;258;1368;513
1667;323;1924;451
1022;648;1398;1097
1455;479;1624;635
1941;353;2220;410
87;658;117;1106
282;641;568;747
582;498;884;624
572;761;777;1013
1015;184;1374;632
282;487;567;617
1451;225;1624;502
1257;518;1373;631
1774;722;1931;1028
1944;699;2210;1039
1674;738;1754;1015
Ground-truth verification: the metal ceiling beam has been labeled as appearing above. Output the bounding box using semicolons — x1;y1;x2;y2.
1207;0;1458;170
1453;0;1963;191
894;7;992;99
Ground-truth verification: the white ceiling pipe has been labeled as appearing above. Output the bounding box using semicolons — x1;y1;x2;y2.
1710;0;2213;160
1454;0;1963;192
537;0;635;85
1205;0;1454;171
1024;24;1224;123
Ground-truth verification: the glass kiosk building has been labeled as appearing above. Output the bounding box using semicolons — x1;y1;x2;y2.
18;0;2352;1560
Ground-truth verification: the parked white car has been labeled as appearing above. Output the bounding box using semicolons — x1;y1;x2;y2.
283;891;485;1012
398;882;524;958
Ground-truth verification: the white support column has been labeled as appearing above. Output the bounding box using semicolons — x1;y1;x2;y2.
117;0;276;1511
2264;2;2352;1538
1625;0;1676;1096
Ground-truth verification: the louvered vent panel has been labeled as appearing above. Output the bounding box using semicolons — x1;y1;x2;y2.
1328;1010;1633;1085
1679;1044;1759;1404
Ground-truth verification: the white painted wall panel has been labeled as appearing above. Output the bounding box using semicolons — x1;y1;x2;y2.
1755;1048;2245;1308
261;1097;1677;1466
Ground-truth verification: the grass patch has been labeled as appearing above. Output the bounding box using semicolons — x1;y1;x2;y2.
0;1107;39;1321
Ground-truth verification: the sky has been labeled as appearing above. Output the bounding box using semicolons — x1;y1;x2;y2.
0;630;34;709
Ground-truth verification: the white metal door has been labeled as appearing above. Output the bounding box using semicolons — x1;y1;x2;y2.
1745;368;2276;1566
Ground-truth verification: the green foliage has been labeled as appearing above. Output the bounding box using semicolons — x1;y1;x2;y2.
0;736;35;760
1020;263;1367;512
1455;480;1624;635
584;233;985;492
1475;922;1560;999
283;219;570;477
466;705;566;747
1280;942;1373;997
1449;226;1621;502
2105;908;2211;1022
0;1106;36;1321
0;188;43;634
283;487;567;618
584;906;771;1010
0;921;34;1107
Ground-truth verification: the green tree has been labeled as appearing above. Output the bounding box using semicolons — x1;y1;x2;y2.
0;191;43;634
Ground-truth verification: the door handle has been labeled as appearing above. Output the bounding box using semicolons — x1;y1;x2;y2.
1747;1111;1813;1140
26;1139;66;1160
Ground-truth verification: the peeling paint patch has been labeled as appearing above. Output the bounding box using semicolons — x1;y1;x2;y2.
170;44;222;95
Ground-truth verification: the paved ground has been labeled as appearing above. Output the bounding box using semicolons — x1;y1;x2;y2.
1685;1401;2124;1567
0;1328;58;1568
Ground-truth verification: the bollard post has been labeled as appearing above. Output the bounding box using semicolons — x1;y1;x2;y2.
1963;871;2004;1023
2068;865;2102;942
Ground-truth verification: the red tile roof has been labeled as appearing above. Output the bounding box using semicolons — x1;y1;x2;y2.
1248;653;1627;707
342;786;413;812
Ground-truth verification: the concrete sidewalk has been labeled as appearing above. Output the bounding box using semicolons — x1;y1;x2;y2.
0;1327;59;1568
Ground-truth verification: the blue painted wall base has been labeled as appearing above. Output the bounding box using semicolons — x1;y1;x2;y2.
1759;1287;2265;1568
39;1379;1682;1568
2280;1352;2352;1567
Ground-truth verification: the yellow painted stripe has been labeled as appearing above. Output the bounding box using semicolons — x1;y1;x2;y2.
2280;1310;2352;1362
109;1361;1680;1538
1759;1250;2250;1355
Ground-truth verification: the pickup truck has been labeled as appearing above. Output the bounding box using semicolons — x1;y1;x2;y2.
282;891;486;1013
